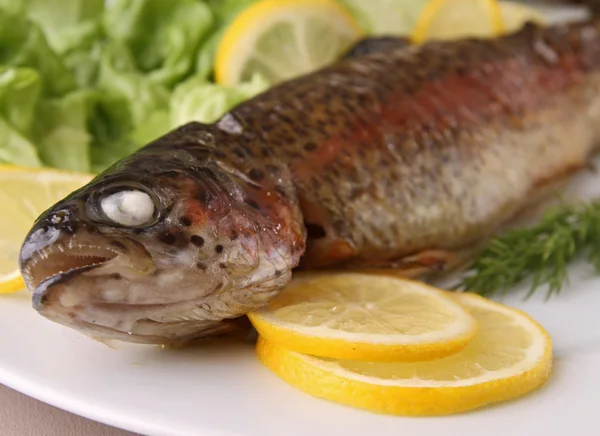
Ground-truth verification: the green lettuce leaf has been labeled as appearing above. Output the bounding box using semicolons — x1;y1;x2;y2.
96;41;170;127
0;66;42;167
0;66;41;134
104;0;214;88
0;118;41;167
87;93;139;173
32;89;94;172
87;40;175;171
12;0;107;88
59;21;105;88
14;0;105;53
0;9;76;97
0;66;41;167
129;109;170;147
196;0;258;80
170;73;268;126
0;0;24;14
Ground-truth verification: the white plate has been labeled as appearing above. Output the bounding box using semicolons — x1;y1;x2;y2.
2;5;600;435
2;164;600;436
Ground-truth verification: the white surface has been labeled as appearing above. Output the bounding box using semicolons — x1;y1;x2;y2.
2;5;600;435
2;162;600;436
0;288;598;436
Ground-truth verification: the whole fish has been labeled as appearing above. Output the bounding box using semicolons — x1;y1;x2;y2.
19;18;600;345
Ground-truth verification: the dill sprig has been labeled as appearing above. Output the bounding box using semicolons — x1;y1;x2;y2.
458;200;600;298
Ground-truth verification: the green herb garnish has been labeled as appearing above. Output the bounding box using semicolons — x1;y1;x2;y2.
458;200;600;298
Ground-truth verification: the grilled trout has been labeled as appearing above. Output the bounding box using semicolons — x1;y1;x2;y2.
19;18;600;344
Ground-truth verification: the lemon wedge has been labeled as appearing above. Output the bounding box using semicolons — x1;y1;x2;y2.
0;166;93;294
412;0;546;44
215;0;362;86
256;292;552;416
248;273;478;362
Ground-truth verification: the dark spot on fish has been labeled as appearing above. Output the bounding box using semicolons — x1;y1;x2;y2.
111;241;127;250
274;270;283;277
306;224;326;239
109;273;122;280
213;282;224;292
159;232;177;245
230;231;238;240
275;186;287;198
245;199;261;210
196;188;216;205
233;148;246;158
192;148;211;160
304;142;317;151
219;262;227;269
190;235;205;247
215;150;227;159
248;168;265;182
266;164;279;175
215;244;224;254
240;145;254;156
196;262;207;270
179;216;192;227
333;220;346;233
163;171;180;179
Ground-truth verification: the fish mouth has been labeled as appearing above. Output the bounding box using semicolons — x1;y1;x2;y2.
21;238;155;295
20;238;237;345
23;244;118;291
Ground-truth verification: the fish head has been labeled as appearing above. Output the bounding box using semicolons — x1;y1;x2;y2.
19;128;305;345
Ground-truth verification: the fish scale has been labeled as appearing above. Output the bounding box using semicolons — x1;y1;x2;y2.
17;18;600;344
231;20;600;270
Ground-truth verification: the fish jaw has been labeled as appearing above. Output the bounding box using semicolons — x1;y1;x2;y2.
20;223;291;345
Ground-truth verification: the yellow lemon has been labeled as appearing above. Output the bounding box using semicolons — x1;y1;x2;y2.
256;291;552;415
412;0;546;44
215;0;362;86
249;273;478;362
0;166;93;294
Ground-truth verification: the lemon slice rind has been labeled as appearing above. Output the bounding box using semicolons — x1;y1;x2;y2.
249;273;478;362
215;0;362;86
411;0;545;44
256;292;552;416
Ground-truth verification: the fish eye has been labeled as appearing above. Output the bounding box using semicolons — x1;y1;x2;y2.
100;190;155;227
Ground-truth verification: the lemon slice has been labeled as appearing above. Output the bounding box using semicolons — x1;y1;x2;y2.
412;0;544;44
256;292;552;416
0;166;93;294
248;273;477;362
215;0;363;86
499;1;548;33
337;0;430;36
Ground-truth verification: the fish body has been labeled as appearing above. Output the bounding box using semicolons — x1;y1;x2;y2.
19;19;600;344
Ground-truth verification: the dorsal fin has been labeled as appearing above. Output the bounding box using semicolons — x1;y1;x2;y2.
341;36;411;59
